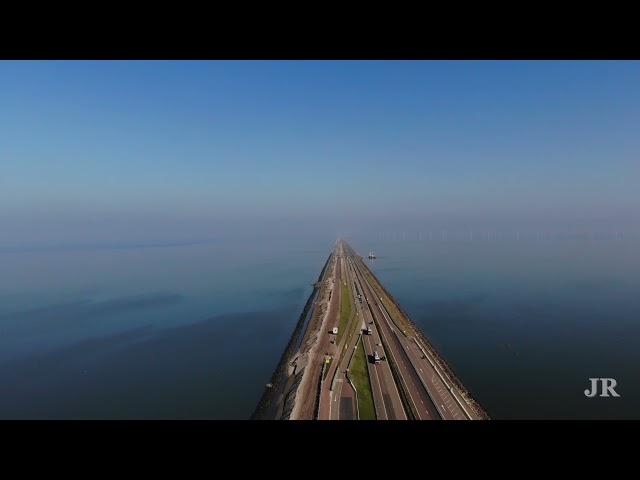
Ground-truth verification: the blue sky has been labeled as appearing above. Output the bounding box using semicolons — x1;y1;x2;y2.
1;61;639;245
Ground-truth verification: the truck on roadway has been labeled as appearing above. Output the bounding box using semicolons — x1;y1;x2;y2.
373;351;381;364
332;327;338;335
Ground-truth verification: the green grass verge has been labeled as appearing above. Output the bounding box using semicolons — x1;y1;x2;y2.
350;337;376;420
337;281;351;343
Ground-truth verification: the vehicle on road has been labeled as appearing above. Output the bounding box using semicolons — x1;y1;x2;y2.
373;351;381;364
332;327;338;335
366;325;372;335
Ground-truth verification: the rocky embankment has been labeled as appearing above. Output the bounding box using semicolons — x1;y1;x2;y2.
251;252;335;420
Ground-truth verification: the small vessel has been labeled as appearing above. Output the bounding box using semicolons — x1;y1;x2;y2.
368;251;376;259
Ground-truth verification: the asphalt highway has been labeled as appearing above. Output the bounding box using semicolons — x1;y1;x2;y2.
347;242;478;420
347;256;406;420
313;240;480;420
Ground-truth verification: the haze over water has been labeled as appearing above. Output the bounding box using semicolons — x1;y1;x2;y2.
0;237;331;418
1;232;638;419
351;233;640;419
1;61;639;418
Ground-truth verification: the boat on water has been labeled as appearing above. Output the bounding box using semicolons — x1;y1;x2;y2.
368;251;376;259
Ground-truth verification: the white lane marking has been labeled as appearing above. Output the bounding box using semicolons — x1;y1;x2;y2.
350;258;406;420
376;294;458;420
411;337;474;420
374;296;424;419
365;264;458;420
366;334;388;420
354;262;421;420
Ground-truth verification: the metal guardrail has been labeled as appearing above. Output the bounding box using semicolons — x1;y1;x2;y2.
411;337;474;420
369;303;419;419
364;257;474;420
374;297;447;419
353;260;418;420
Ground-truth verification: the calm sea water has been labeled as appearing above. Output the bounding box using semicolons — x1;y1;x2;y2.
351;235;640;419
0;238;330;419
1;235;638;419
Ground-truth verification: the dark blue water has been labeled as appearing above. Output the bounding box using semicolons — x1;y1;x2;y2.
350;235;640;419
1;235;638;418
0;238;330;419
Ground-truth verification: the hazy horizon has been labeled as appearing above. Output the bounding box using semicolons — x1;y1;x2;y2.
2;61;639;249
1;61;639;419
